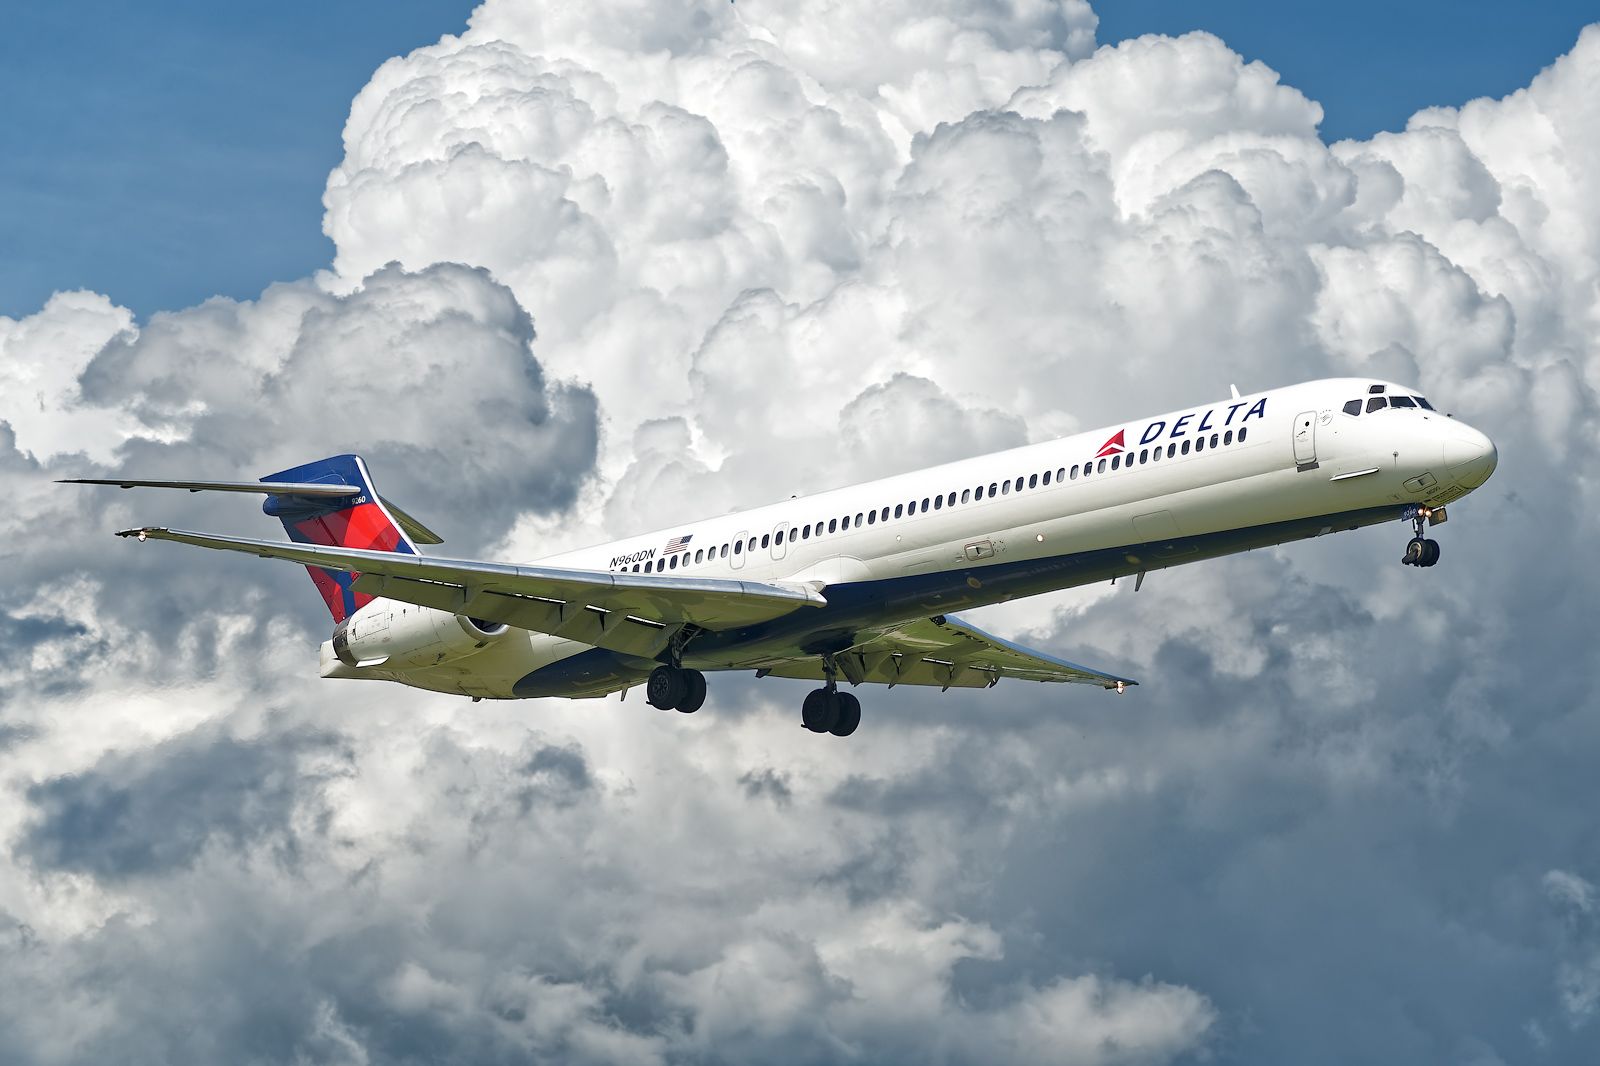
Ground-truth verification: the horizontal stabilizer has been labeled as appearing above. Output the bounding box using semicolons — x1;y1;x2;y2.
58;477;360;497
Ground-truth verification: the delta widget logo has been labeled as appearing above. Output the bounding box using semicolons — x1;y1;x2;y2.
1094;430;1125;458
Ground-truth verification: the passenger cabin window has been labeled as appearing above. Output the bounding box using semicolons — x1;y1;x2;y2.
1042;471;1052;486
1343;399;1361;416
1097;458;1107;473
1181;440;1191;455
1001;480;1011;494
1238;427;1248;442
961;489;971;503
881;507;889;521
1224;430;1233;445
1367;396;1387;413
734;541;742;555
933;495;943;510
828;519;837;533
894;504;904;518
1389;395;1416;408
989;482;998;496
921;498;930;513
867;510;876;524
1029;474;1038;488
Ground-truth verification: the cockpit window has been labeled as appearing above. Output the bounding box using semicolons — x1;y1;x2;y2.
1414;396;1435;411
1389;395;1416;408
1343;399;1361;416
1366;396;1387;413
1368;384;1385;394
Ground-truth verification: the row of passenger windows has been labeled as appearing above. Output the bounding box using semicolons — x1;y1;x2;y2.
621;426;1250;573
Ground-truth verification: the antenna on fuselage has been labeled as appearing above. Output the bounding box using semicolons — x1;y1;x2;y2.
1229;384;1241;400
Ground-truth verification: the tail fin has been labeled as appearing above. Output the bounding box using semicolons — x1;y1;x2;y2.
260;454;417;622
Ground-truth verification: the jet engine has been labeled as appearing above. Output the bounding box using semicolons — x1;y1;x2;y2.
332;603;509;669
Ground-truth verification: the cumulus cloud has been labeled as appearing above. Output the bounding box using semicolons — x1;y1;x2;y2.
5;3;1600;1063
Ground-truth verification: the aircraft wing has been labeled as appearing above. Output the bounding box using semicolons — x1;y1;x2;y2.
116;526;823;660
756;614;1137;691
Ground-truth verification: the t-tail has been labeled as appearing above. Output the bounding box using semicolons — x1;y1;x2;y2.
260;454;422;622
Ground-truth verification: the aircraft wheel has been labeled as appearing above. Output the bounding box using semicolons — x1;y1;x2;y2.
829;692;861;737
1402;537;1427;566
1421;539;1441;567
675;669;707;713
802;688;839;733
647;665;687;710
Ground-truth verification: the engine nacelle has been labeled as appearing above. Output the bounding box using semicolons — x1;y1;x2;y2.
331;603;508;669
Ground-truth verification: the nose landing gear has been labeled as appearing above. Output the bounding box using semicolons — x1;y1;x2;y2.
1401;506;1442;568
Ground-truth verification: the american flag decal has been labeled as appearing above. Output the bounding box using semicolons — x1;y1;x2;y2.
663;534;693;555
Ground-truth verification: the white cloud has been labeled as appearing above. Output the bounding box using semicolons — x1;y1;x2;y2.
5;4;1600;1063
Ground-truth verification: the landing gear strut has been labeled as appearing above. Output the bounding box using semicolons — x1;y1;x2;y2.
1401;508;1442;568
647;664;707;713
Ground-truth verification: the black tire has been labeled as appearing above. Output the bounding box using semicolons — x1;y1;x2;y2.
676;669;707;713
829;692;861;737
647;665;687;710
801;688;839;733
1422;539;1441;567
1403;537;1426;565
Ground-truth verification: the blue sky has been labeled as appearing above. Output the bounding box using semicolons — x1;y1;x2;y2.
1;1;1592;320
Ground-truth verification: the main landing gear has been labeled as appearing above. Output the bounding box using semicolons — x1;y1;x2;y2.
1401;506;1442;568
799;654;861;737
801;686;861;737
647;664;707;713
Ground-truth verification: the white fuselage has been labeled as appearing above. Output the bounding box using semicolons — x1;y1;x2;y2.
329;378;1497;699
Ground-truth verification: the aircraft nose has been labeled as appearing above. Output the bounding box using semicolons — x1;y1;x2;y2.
1442;423;1497;490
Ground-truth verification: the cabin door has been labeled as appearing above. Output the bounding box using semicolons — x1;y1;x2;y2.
1292;411;1318;468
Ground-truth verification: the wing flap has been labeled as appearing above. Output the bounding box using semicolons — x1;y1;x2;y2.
758;614;1136;691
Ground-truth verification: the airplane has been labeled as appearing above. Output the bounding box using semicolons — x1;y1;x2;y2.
64;377;1496;737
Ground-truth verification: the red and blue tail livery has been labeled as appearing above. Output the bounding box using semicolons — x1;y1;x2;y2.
260;454;417;622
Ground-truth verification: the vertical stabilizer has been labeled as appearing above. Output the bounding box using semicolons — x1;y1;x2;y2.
259;454;416;622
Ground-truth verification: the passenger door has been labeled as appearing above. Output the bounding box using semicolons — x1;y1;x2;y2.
1293;410;1318;468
